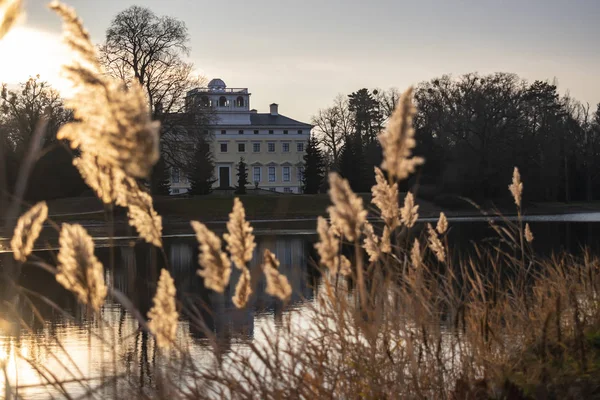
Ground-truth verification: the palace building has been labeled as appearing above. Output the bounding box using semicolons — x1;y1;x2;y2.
170;78;312;194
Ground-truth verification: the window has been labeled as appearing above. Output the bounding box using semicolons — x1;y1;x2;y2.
253;167;261;183
238;130;244;135
297;142;304;152
219;96;227;107
221;130;226;135
254;130;259;135
268;142;275;152
283;130;288;135
297;130;303;134
269;187;277;192
171;168;180;183
238;143;245;152
200;96;210;107
269;167;276;182
220;143;227;152
172;188;180;194
284;187;292;193
269;130;274;134
297;166;304;182
253;143;260;152
283;143;289;152
236;96;244;107
283;166;290;182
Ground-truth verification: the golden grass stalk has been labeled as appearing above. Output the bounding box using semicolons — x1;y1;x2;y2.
55;223;107;311
371;167;400;229
427;223;445;262
147;269;179;349
0;0;22;40
509;167;523;208
232;268;252;309
191;221;231;293
436;212;448;235
400;192;419;228
411;238;421;267
525;223;534;243
381;226;391;254
363;221;380;263
224;198;256;270
379;87;424;181
262;250;292;302
327;173;367;242
10;201;48;262
315;216;351;276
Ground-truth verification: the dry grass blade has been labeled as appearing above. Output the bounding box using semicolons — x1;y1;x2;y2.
400;192;419;228
232;268;252;309
327;172;367;241
224;198;256;270
10;202;48;262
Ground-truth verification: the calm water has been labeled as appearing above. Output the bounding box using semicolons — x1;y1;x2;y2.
1;216;600;398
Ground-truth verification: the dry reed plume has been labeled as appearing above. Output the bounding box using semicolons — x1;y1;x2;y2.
55;223;107;311
525;223;534;243
509;166;523;207
400;192;419;228
315;216;351;276
371;167;400;229
362;221;380;263
327;172;367;242
426;222;445;262
379;87;424;181
10;201;48;262
0;0;21;39
436;211;448;234
224;198;256;270
50;2;163;247
191;221;231;293
232;268;252;309
262;249;292;302
147;269;179;349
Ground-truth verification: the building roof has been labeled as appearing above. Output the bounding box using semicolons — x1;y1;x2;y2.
250;113;312;128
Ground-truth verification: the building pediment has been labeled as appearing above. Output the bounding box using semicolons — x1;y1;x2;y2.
251;162;263;166
281;162;293;166
267;162;278;167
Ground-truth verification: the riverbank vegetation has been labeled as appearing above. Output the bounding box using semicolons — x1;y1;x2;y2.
2;1;600;399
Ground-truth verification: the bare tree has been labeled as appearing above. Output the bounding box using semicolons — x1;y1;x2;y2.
374;87;401;120
312;94;354;165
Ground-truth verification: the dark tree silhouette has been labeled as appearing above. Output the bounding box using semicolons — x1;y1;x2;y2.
302;135;325;194
150;157;171;195
189;139;216;195
348;88;382;144
235;157;248;195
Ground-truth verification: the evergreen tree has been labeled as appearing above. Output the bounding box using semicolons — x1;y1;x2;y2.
189;139;216;195
338;135;369;192
302;135;325;194
151;157;171;195
348;88;382;144
235;157;248;195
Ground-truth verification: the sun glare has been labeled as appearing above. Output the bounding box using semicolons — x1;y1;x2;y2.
0;25;73;96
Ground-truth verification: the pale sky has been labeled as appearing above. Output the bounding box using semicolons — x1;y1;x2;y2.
1;0;599;122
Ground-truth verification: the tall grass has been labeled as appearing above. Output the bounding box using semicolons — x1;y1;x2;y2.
2;2;600;399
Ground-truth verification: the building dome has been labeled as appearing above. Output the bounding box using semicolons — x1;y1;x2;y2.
207;78;226;91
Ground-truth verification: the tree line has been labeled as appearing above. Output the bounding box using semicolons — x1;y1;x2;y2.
310;73;600;204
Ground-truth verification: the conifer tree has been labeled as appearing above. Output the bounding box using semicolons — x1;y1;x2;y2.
189;139;216;195
151;157;172;195
235;157;248;195
302;135;325;194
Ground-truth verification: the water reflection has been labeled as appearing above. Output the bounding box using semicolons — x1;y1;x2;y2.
0;220;599;397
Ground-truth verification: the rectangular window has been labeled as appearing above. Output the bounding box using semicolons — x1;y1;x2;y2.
283;166;290;182
172;188;180;194
254;130;259;135
297;142;304;152
284;187;292;193
238;130;244;135
283;130;288;135
253;166;261;183
269;187;277;192
297;130;303;134
238;143;245;152
269;130;274;134
283;143;289;152
268;142;275;152
297;166;304;182
220;143;227;152
253;143;260;152
221;130;226;135
269;167;276;182
171;167;180;183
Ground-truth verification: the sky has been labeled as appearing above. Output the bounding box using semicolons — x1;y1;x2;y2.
1;0;599;122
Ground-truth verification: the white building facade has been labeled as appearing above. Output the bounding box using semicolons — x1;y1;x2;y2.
171;78;312;194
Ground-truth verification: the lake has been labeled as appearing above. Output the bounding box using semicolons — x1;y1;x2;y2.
1;214;600;398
